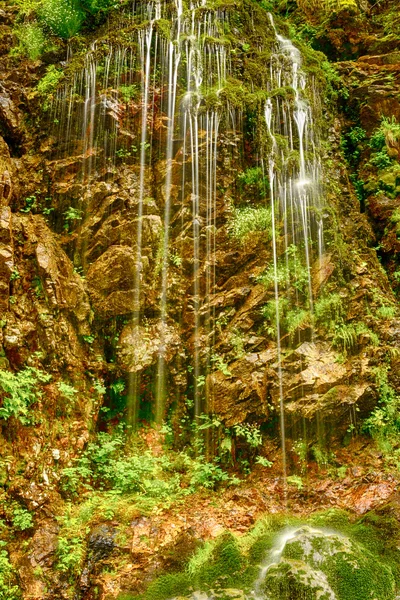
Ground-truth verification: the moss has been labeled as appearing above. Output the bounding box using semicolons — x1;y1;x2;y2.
140;572;191;600
193;533;244;589
155;18;171;41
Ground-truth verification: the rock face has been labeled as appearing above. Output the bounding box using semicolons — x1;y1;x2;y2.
261;527;396;600
0;0;400;598
0;0;397;440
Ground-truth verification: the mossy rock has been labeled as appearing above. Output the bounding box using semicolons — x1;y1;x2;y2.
263;559;336;599
262;526;396;600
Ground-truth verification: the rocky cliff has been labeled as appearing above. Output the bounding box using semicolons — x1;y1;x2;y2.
0;0;400;598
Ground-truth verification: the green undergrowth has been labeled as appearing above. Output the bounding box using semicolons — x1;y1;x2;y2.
118;509;400;600
11;0;126;60
60;426;241;502
0;366;51;424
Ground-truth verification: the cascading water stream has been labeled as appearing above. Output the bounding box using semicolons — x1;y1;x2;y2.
128;0;160;427
156;0;183;423
265;13;324;488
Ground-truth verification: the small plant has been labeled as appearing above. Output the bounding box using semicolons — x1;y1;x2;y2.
228;329;245;359
63;207;83;231
56;511;88;578
233;423;262;449
228;206;272;241
369;150;392;170
189;460;233;489
255;456;273;467
12;506;33;531
32;275;43;298
292;439;308;473
211;353;231;376
20;195;37;213
169;252;182;267
0;542;20;600
93;379;106;394
116;146;137;159
118;84;139;103
340;125;366;165
10;269;20;282
287;475;303;490
0;366;51;423
57;381;78;401
312;444;334;469
376;305;396;320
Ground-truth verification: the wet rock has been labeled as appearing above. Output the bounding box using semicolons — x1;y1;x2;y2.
0;205;13;310
80;524;116;593
0;135;13;204
86;245;139;316
32;217;91;331
117;321;181;372
0;83;25;145
29;521;59;569
208;350;273;426
311;253;334;295
283;342;347;406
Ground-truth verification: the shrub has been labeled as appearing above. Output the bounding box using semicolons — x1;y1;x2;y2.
237;167;269;199
314;293;344;330
38;0;84;38
118;84;140;103
11;22;47;60
332;322;379;355
363;366;400;451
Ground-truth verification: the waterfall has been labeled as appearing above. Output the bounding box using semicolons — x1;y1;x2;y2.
50;0;231;427
265;14;324;488
48;3;324;459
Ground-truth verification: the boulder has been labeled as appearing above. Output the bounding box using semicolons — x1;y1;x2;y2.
86;245;140;316
261;526;396;600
